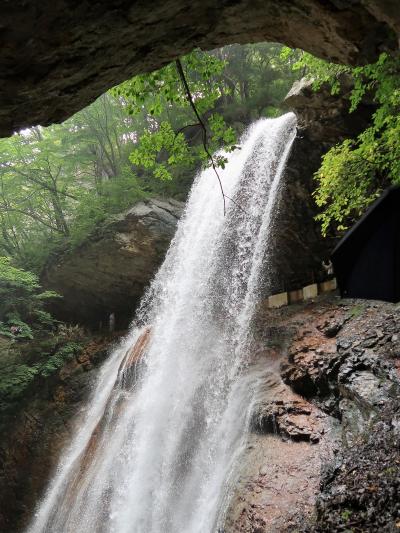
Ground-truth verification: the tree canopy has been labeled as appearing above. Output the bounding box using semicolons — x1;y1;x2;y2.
0;43;298;272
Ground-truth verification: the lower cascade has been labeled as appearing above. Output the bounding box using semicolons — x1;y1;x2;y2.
27;113;297;533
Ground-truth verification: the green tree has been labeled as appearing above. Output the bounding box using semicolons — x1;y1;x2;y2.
0;94;145;265
113;44;298;183
0;43;300;270
113;49;237;183
0;125;79;266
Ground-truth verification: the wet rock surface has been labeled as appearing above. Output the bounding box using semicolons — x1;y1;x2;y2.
251;370;325;444
224;434;334;533
308;405;400;533
2;293;400;532
41;198;183;328
283;77;376;145
225;294;400;532
1;1;399;137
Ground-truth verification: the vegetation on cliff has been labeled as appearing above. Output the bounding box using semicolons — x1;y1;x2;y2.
0;257;59;340
0;336;82;411
283;48;400;235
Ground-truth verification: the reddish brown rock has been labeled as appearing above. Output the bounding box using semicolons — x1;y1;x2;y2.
63;327;151;498
226;295;400;532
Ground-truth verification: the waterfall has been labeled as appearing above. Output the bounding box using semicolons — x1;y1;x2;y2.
28;112;297;533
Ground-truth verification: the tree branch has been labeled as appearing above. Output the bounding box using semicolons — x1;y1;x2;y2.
175;59;226;216
3;165;78;201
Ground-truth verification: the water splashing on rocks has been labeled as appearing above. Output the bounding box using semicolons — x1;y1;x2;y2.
28;113;297;533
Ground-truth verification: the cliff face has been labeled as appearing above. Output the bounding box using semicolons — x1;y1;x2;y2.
42;198;183;328
264;78;375;295
1;1;399;137
224;294;400;532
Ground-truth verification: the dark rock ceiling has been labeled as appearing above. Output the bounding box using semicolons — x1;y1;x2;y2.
1;0;399;137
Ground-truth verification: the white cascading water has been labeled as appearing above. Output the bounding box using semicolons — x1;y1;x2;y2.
27;112;297;533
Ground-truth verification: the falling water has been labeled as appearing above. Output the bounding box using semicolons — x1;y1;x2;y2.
28;113;297;533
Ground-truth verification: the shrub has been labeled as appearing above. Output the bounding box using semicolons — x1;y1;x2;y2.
0;257;60;338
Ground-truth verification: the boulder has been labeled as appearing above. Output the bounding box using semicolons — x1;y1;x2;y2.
42;198;183;328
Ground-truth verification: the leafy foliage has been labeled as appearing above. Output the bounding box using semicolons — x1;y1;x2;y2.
113;50;238;181
0;95;147;268
283;48;400;235
0;257;60;338
114;50;225;117
0;340;82;405
0;364;39;401
114;45;299;183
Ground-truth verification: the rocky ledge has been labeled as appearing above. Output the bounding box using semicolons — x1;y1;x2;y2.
42;198;183;328
2;292;400;532
283;77;376;144
225;294;400;532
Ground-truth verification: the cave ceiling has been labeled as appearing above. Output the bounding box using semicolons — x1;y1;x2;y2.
0;0;399;137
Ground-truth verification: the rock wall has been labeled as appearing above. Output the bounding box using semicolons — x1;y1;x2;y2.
1;1;399;137
42;198;183;328
224;294;400;532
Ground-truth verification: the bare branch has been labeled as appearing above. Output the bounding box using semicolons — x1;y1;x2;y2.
175;59;226;216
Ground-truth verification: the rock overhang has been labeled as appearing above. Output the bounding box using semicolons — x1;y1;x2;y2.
0;0;399;137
